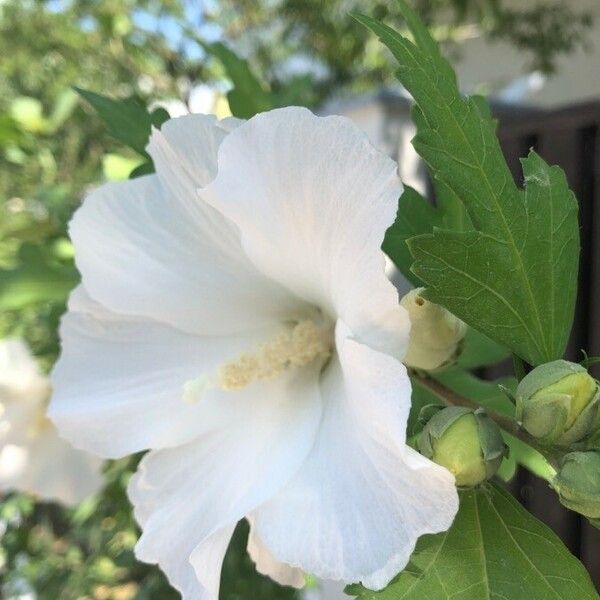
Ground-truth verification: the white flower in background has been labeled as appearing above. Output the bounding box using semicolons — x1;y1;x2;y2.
50;107;459;599
0;339;102;505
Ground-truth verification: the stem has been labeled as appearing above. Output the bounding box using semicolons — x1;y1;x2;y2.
512;353;527;382
412;373;561;469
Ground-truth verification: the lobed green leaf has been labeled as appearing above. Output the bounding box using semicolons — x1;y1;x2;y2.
347;483;598;599
356;4;580;366
383;186;440;286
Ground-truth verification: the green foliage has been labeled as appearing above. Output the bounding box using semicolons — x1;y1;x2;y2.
1;458;300;599
203;42;275;118
1;0;597;596
0;186;77;364
347;483;598;599
438;368;556;482
202;41;317;118
409;369;512;440
212;0;593;101
0;0;201;207
75;88;169;158
356;4;580;367
10;91;78;136
0;458;179;599
0;4;306;596
383;186;439;287
457;327;510;370
411;367;556;483
221;522;300;599
0;242;78;310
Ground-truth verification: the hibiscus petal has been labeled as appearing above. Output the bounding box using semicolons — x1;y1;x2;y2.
0;425;103;505
127;365;322;599
0;338;47;395
146;114;242;256
201;106;409;356
189;526;236;599
246;518;305;588
249;321;459;588
70;173;300;337
0;338;102;505
50;286;291;458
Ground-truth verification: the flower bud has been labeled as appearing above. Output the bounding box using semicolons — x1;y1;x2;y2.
418;406;507;487
515;360;599;446
585;428;600;452
400;288;467;371
552;451;600;519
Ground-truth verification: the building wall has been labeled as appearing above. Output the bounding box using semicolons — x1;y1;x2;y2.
455;0;600;107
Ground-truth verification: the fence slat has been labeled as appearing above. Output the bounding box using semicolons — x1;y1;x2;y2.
497;102;600;586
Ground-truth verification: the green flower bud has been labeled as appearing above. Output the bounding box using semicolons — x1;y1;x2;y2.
418;406;507;487
553;451;600;519
401;288;467;371
515;360;599;446
584;428;600;452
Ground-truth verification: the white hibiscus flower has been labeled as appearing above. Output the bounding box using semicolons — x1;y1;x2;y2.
0;338;102;505
50;107;459;598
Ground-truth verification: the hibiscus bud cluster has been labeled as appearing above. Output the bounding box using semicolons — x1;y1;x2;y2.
552;451;600;527
515;360;600;447
418;406;507;487
400;288;467;372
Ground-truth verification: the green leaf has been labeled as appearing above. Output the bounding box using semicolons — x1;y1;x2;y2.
221;521;300;598
383;186;440;286
408;376;443;435
347;483;598;599
0;243;78;309
74;87;156;156
128;161;155;179
355;6;580;366
150;107;170;129
203;42;273;118
458;327;510;369
581;354;600;369
270;74;316;108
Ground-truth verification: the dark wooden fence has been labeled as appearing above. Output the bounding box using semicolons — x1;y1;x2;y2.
374;94;600;587
493;101;600;587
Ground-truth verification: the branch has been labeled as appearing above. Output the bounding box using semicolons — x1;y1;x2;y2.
412;373;562;469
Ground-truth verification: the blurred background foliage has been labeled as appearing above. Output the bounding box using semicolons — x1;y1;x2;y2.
0;0;595;598
211;0;593;99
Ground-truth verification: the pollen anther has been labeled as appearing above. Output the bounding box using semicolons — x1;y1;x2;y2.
218;320;331;390
182;319;331;403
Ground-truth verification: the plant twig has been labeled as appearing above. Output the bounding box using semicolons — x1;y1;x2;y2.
412;373;561;469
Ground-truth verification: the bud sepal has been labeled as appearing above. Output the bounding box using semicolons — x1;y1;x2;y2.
419;406;507;487
515;360;599;447
552;451;600;519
